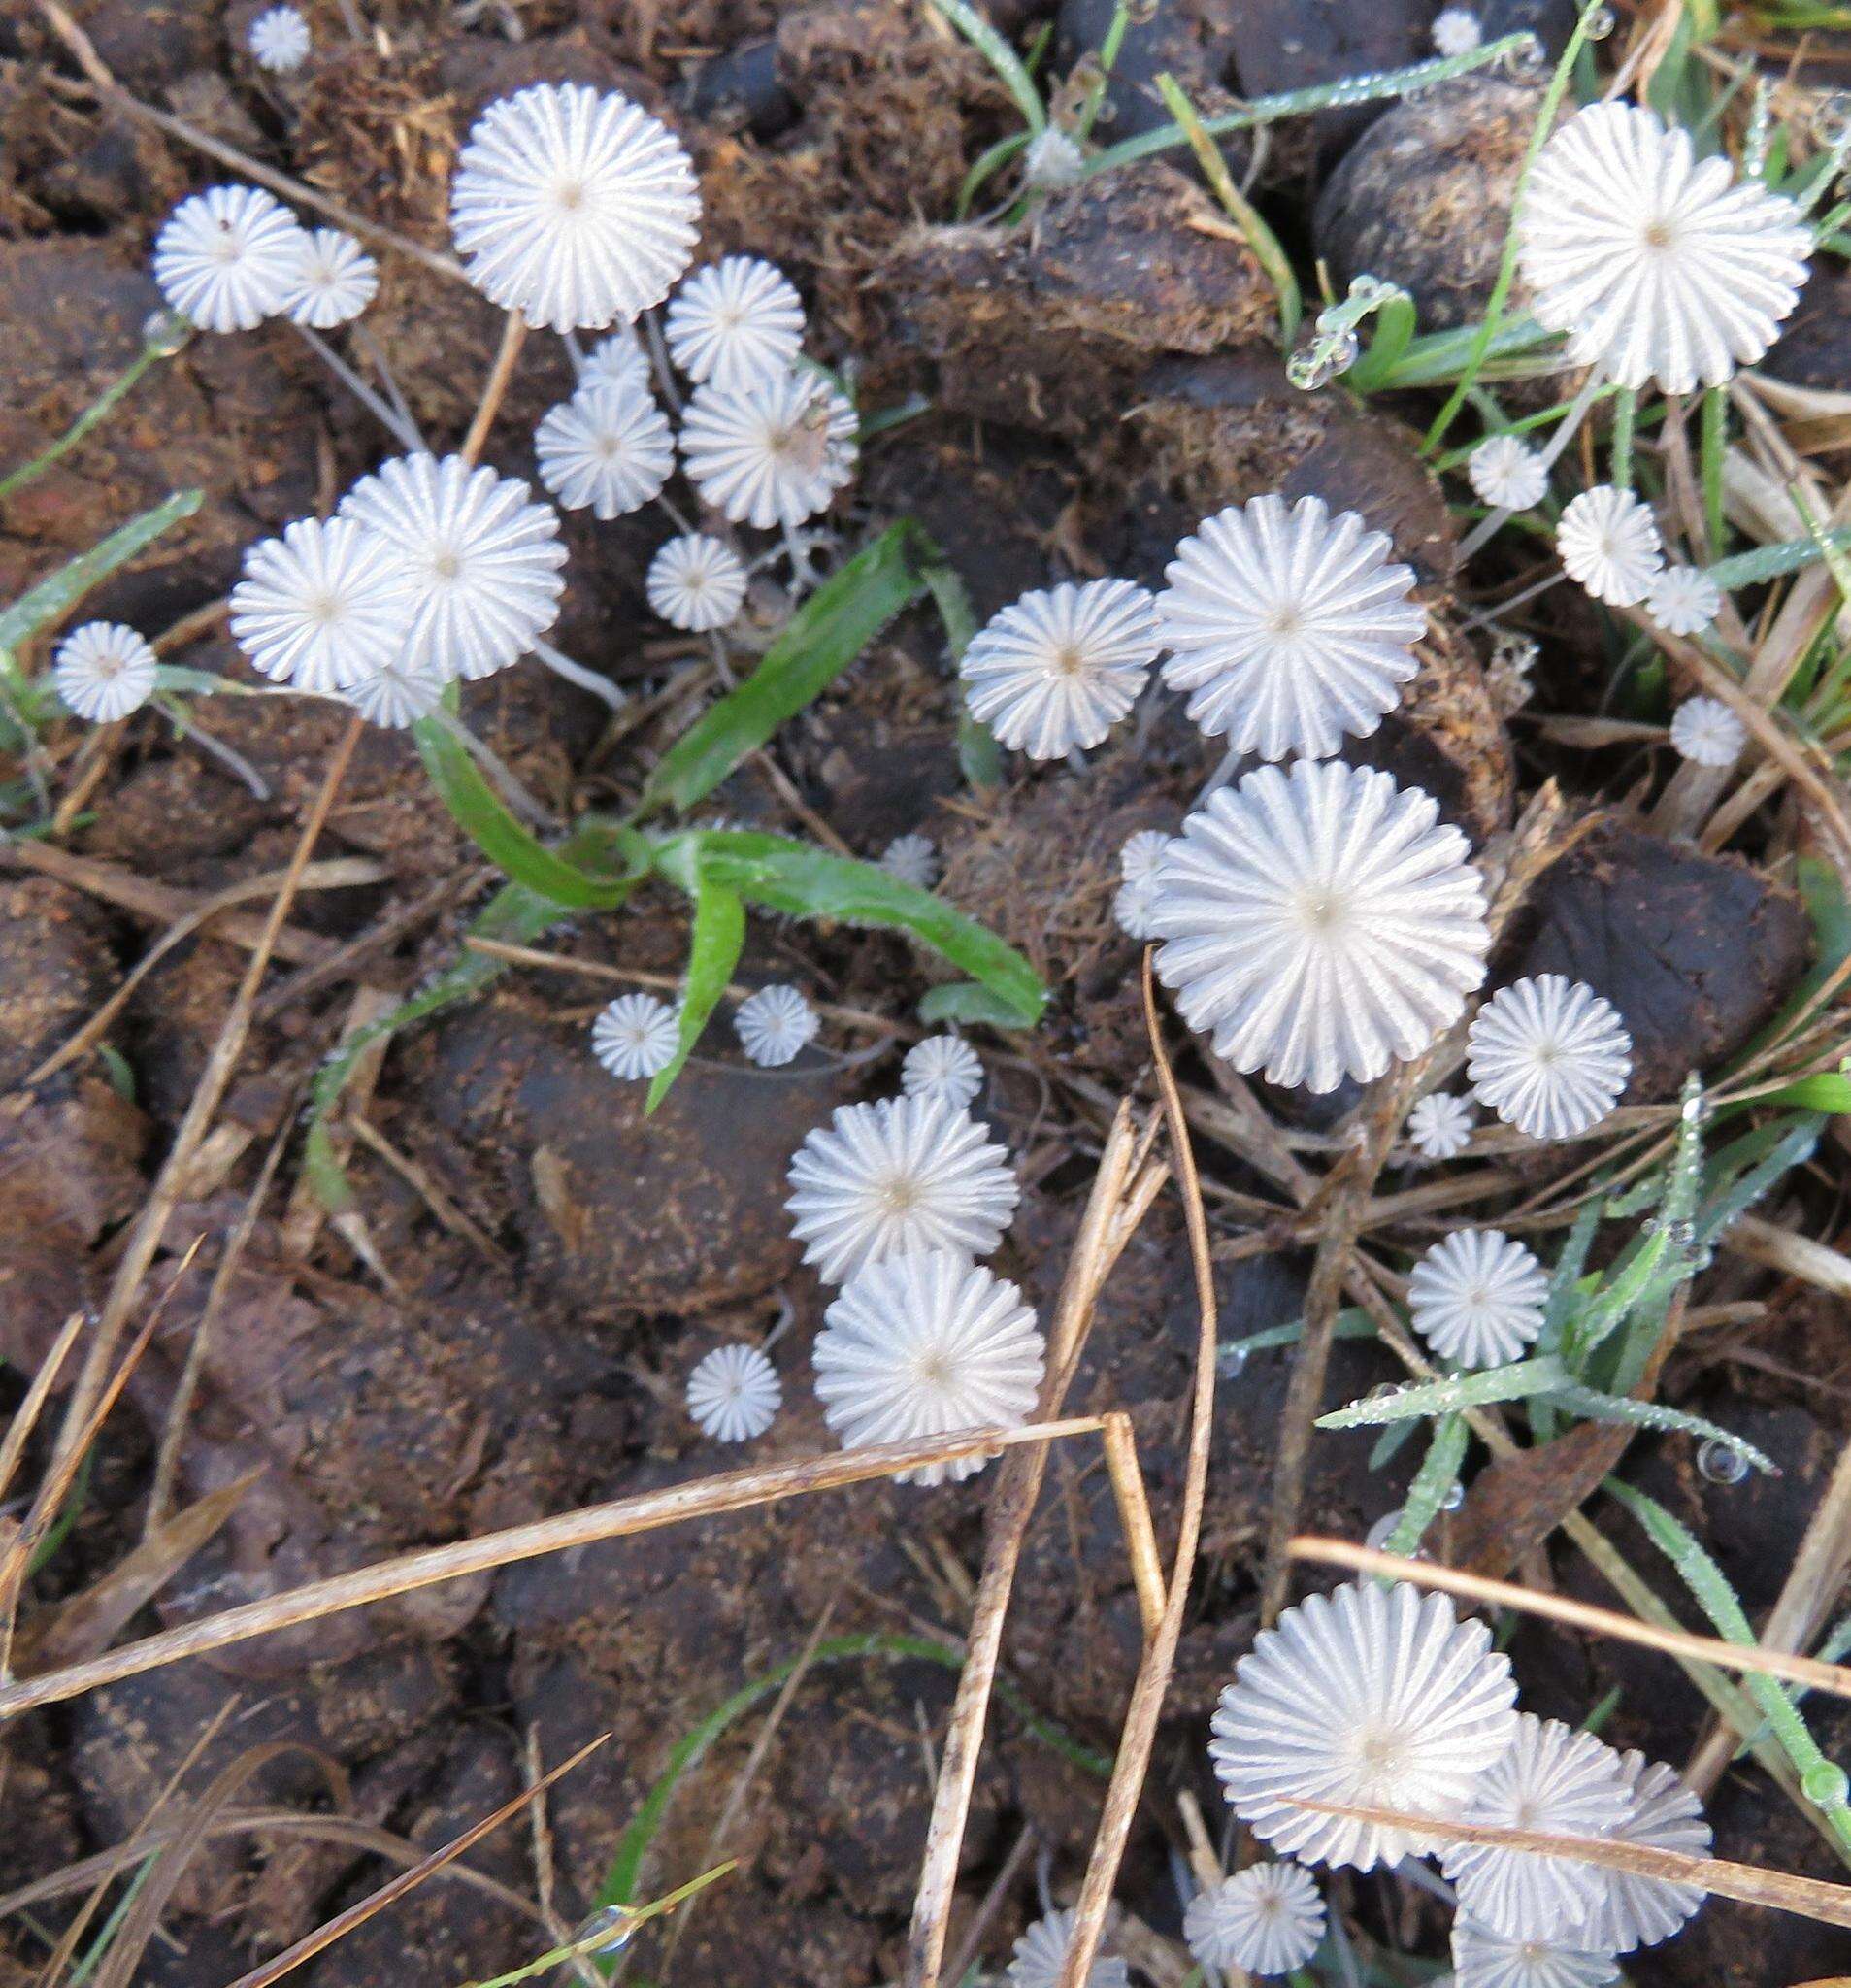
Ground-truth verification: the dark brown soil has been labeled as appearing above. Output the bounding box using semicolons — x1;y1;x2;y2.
2;4;1848;1985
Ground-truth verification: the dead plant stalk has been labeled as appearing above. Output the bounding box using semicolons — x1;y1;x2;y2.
903;1103;1168;1988
0;1419;1108;1722
1051;959;1219;1988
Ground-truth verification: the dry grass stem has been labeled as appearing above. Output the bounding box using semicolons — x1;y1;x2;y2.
219;1737;611;1988
1101;1411;1168;1643
904;1104;1166;1988
0;1417;1107;1721
1051;960;1220;1988
0;1312;84;1506
1725;1212;1851;1299
462;312;529;465
1290;1536;1851;1699
462;936;917;1039
0;840;379;972
1285;1794;1851;1930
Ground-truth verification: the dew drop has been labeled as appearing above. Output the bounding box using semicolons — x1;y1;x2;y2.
141;307;193;356
1216;1342;1249;1380
1803;1761;1849;1809
1126;0;1161;21
1698;1438;1749;1485
1813;93;1851;146
1365;1508;1404;1550
1499;30;1545;77
573;1905;638;1954
1441;1479;1466;1511
1584;5;1616;41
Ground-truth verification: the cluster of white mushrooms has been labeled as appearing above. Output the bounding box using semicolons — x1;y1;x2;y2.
1190;1576;1717;1982
38;46;1817;1984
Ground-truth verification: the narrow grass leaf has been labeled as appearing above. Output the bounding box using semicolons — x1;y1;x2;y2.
0;489;203;656
1318;1356;1568;1429
1547;1387;1776;1475
1607;1475;1851;1857
641;522;931;813
924;0;1045;131
591;1631;1106;1968
1383;1413;1470;1559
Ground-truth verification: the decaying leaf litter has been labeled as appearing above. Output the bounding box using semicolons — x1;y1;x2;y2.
4;0;1851;1983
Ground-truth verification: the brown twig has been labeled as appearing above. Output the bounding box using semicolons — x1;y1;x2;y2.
1284;1792;1851;1929
1289;1536;1851;1699
49;711;368;1461
904;1108;1167;1988
145;1106;299;1533
1052;958;1218;1988
461;936;917;1040
0;1417;1107;1722
1100;1412;1166;1644
461;312;529;465
0;1313;84;1507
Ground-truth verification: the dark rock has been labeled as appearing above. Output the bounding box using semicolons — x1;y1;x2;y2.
685;35;796;135
1056;0;1248;162
1127;350;1459;582
70;1645;457;1920
59;0;215;90
303;1727;532;1988
1315;76;1549;334
883;160;1276;437
411;1002;858;1320
1507;820;1812;1101
0;240;321;627
1224;0;1430;165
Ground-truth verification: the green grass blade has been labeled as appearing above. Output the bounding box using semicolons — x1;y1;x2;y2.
1706;525;1851;593
1545;1386;1776;1475
1318;1356;1568;1429
413;713;628;910
641;523;931;815
0;323;176;506
919;556;1003;789
1085;35;1522;176
1383;1413;1469;1559
687;828;1047;1027
1422;0;1607;451
957;129;1033;217
1606;1476;1851;1856
0;488;203;657
590;1631;1107;1967
645;860;745;1113
924;0;1045;132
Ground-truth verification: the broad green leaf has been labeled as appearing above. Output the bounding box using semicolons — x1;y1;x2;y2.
0;489;203;657
413;712;629;910
645;861;745;1112
686;828;1047;1028
1761;1071;1851;1113
641;522;931;814
1318;1356;1567;1429
303;817;642;1209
